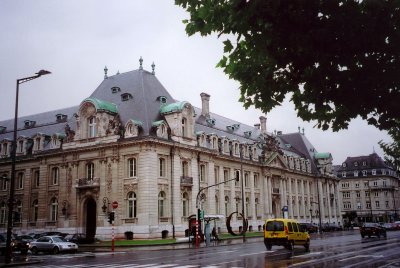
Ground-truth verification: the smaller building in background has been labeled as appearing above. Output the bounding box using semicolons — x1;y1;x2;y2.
335;153;400;226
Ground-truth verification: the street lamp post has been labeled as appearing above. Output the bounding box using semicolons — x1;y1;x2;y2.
5;70;51;264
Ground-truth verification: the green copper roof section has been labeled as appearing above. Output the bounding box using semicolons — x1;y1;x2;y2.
160;101;188;115
314;152;331;159
82;98;118;114
127;119;143;126
152;120;165;127
53;133;66;139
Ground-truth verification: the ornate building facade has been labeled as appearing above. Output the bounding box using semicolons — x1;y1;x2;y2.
336;153;400;224
0;61;341;239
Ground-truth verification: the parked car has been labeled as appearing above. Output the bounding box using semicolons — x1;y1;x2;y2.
381;223;396;231
299;223;318;233
264;218;310;251
11;235;33;254
360;222;387;238
64;233;94;244
29;236;78;254
321;223;343;232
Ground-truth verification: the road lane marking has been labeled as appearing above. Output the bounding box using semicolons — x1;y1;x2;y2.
240;251;271;256
339;255;384;262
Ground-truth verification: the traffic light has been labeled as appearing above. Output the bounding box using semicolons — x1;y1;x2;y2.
197;209;204;220
108;212;115;224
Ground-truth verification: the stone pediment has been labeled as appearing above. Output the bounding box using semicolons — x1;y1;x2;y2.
265;152;288;170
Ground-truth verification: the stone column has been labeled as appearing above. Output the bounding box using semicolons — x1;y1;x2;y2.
279;178;284;217
301;180;306;220
326;182;332;223
250;171;256;221
267;176;272;216
207;161;216;214
219;167;225;215
318;180;325;222
294;178;300;218
288;178;293;218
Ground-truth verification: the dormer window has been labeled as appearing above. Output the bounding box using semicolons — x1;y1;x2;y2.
88;116;97;138
206;118;216;126
181;118;187;137
342;163;347;167
24;120;36;128
354;161;358;167
111;87;121;93
226;125;235;131
362;161;367;166
244;131;252;138
157;96;167;104
121;93;133;101
56;114;67;122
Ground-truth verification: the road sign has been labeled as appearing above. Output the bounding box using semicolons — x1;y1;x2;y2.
112;201;118;209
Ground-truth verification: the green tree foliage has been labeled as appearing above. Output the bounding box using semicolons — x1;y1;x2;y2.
379;124;400;170
176;0;400;132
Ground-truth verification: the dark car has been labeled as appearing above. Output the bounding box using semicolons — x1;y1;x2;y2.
360;222;387;238
64;233;94;244
11;235;33;254
299;223;319;233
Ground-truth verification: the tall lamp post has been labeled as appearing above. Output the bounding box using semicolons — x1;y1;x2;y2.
5;70;51;264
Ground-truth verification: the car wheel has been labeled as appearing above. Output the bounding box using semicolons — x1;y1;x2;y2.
286;240;294;251
31;247;38;255
52;247;60;254
304;240;310;252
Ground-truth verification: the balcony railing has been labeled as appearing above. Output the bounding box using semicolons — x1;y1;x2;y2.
180;176;193;186
75;177;100;189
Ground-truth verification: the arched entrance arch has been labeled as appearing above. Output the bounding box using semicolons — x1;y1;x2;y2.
84;197;97;241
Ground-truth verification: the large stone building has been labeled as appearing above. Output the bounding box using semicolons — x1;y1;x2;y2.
0;61;341;239
335;153;400;225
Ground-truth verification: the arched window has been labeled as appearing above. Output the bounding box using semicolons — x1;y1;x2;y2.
128;158;137;178
182;192;189;217
32;199;39;222
225;196;229;215
52;167;59;185
159;158;166;177
0;202;6;224
50;198;58;222
244;173;249;187
224;140;229;153
88;116;96;138
127;192;137;218
234;143;239;155
181;118;187;137
158;191;166;218
86;163;94;179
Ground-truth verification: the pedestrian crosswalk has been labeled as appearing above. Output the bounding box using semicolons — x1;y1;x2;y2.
27;263;224;268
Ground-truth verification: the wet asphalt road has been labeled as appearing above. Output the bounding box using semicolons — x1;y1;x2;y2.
9;230;400;268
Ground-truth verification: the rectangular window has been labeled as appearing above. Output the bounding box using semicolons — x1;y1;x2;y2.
200;164;206;182
372;169;376;175
52;167;59;185
354;171;359;177
342;172;346;177
254;174;259;188
159;158;165;177
366;202;371;209
386;201;389;208
374;192;379;197
17;172;24;189
365;191;370;197
356;191;360;198
375;201;380;208
214;167;219;184
223;170;229;182
128;158;137;178
0;177;7;191
355;183;359;188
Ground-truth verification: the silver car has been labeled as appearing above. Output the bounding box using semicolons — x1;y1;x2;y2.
30;236;78;254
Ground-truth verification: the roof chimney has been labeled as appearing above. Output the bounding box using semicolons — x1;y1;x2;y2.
259;116;267;134
200;92;210;118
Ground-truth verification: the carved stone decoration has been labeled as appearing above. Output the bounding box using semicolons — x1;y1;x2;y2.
64;123;75;142
107;163;112;193
262;134;283;157
124;184;137;194
105;114;124;137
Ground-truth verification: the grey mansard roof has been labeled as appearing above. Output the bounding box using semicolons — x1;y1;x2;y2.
0;68;322;173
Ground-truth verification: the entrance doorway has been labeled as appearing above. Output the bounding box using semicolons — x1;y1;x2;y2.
85;198;97;241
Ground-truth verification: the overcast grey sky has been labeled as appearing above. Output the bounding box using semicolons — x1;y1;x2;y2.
0;0;391;165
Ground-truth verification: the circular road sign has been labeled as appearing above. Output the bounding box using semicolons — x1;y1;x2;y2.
112;201;118;209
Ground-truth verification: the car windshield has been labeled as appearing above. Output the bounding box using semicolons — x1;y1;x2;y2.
364;223;377;227
266;221;284;231
52;237;67;243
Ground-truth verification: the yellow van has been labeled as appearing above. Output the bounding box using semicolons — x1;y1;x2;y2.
264;218;310;251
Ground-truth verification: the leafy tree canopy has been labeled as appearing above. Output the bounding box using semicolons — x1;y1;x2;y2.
176;0;400;132
379;123;400;170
